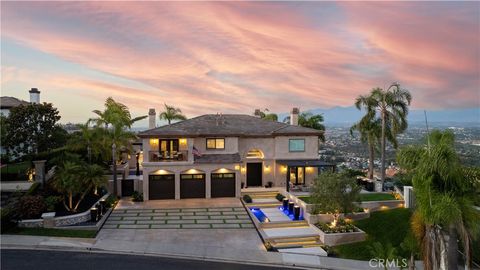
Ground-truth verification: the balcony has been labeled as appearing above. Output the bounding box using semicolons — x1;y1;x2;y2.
149;150;189;162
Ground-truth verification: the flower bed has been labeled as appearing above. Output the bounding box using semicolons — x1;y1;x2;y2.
316;219;357;234
314;219;366;246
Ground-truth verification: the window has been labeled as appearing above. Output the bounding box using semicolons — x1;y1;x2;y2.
289;139;305;152
180;174;205;180
206;138;225;149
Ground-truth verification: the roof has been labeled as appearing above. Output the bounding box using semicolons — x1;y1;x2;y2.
276;159;336;167
138;114;323;138
0;96;29;109
194;153;241;164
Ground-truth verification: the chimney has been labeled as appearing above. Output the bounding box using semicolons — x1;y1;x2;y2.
254;109;261;117
148;108;156;129
290;107;299;125
29;88;40;104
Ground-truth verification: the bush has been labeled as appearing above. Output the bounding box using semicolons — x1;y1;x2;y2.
132;191;143;202
105;194;118;209
242;194;252;203
1;206;17;232
316;219;357;234
275;193;285;202
18;195;47;219
25;182;41;195
44;196;62;212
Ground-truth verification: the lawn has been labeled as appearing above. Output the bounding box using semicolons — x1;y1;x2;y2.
359;193;397;202
333;208;413;260
5;228;97;238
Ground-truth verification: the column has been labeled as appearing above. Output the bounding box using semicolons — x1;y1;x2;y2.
175;172;181;200
33;160;46;185
205;171;211;198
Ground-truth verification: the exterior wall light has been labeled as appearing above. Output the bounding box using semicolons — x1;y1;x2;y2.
264;165;271;172
234;164;240;170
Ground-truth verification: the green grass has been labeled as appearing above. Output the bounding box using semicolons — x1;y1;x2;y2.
333;208;413;260
359;193;397;202
298;196;315;204
5;228;97;238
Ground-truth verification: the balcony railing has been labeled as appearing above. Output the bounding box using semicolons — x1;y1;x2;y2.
149;150;188;162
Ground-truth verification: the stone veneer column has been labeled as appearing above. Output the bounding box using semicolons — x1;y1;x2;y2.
175;172;180;200
33;160;46;185
143;168;150;201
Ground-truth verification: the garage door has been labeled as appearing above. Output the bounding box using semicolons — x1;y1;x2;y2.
180;174;205;199
211;173;236;198
149;174;175;200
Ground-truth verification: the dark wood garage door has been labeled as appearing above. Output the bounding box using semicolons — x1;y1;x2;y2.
149;174;175;200
121;179;134;197
180;174;205;199
211;173;236;198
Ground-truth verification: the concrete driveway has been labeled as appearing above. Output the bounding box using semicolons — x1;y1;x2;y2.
95;198;275;263
104;198;253;229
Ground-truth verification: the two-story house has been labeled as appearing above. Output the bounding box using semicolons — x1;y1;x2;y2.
136;109;334;201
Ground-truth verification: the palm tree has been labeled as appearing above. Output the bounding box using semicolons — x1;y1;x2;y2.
51;161;82;211
350;111;381;179
397;130;480;270
159;103;187;125
91;97;146;196
358;83;411;187
284;112;325;142
72;164;107;211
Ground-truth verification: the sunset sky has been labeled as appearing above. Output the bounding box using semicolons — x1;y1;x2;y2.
1;1;479;126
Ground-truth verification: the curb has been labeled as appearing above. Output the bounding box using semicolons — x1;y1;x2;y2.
1;245;319;269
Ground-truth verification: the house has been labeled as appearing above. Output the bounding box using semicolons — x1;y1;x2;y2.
132;108;334;200
0;88;40;117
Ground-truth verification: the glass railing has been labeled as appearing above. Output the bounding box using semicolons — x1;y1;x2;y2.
149;150;188;162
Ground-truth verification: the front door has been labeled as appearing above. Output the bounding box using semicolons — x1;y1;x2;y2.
289;167;305;186
246;163;262;187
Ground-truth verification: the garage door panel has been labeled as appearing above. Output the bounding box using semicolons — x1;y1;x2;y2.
149;175;175;200
211;173;236;198
180;174;205;199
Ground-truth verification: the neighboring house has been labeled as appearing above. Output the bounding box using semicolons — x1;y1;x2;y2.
132;108;334;201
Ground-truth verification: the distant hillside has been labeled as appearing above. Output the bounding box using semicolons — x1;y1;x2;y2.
301;106;480;126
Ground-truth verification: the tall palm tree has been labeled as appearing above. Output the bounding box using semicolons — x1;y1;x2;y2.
284;112;325;142
159;103;187;125
358;83;411;187
397;130;480;270
350;111;381;179
91;97;146;196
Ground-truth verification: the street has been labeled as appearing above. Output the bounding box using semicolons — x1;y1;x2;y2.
1;249;296;270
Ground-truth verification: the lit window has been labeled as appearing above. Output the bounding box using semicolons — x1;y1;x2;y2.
206;138;225;149
289;139;305;152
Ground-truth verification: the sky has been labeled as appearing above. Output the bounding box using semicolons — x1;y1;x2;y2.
1;1;479;126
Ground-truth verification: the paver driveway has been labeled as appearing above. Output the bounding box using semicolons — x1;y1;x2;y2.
104;207;254;229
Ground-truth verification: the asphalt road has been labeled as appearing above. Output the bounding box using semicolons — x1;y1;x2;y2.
1;249;296;270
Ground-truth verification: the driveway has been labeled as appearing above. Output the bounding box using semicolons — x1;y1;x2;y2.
95;198;275;263
104;198;253;229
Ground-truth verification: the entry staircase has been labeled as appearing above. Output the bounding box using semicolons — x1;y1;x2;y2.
242;190;323;250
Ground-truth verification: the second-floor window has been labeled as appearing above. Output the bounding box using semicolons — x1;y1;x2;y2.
206;138;225;149
289;139;305;152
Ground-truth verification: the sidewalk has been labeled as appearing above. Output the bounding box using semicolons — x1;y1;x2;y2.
0;234;410;270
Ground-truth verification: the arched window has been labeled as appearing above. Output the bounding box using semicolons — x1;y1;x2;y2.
246;149;264;159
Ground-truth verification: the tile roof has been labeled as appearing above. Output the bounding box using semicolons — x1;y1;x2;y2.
0;97;29;109
138;114;322;138
194;153;242;164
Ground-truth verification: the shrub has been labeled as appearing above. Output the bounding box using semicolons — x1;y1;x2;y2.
105;194;118;209
25;182;41;196
242;194;252;203
132;191;143;202
44;196;62;212
1;206;16;232
18;195;47;219
275;193;285;202
315;219;357;234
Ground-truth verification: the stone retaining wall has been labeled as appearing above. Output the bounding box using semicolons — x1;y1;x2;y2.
18;193;110;228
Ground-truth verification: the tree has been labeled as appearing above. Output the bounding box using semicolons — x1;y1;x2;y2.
90;97;145;196
284;112;326;142
397;130;480;270
51;161;82;211
358;83;412;187
3;103;63;157
368;242;399;270
350;110;381;179
310;172;361;223
254;109;278;121
159;103;187;125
